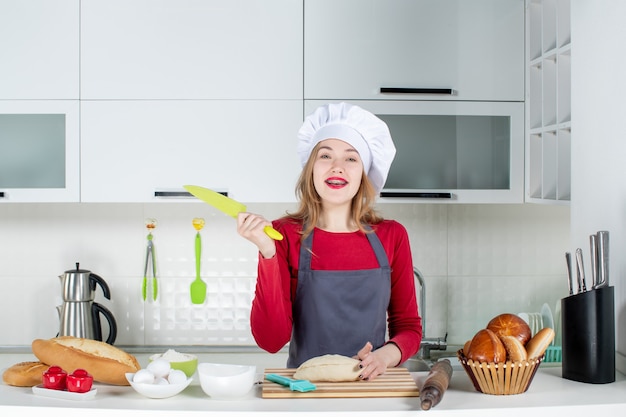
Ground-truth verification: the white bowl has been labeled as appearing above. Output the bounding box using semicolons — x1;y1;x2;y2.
197;363;256;399
125;373;193;399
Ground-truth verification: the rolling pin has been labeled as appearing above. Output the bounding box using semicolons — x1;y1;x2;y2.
420;359;453;411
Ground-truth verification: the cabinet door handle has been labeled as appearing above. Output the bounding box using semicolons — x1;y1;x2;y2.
0;191;4;199
380;191;452;199
154;190;193;198
153;190;229;198
380;87;454;95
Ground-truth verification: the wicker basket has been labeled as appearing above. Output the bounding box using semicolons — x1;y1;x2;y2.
457;349;543;395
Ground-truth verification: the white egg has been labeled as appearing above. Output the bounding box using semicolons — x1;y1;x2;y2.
155;377;170;385
147;358;171;379
167;369;187;385
133;369;156;384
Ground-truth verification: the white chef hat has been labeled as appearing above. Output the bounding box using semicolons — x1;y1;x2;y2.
297;102;396;193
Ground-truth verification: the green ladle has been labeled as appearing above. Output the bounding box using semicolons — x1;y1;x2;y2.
190;218;206;304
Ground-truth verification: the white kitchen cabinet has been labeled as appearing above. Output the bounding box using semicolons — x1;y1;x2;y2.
307;100;525;204
304;0;524;102
0;0;79;99
80;100;303;203
526;0;571;204
80;0;302;100
0;100;80;202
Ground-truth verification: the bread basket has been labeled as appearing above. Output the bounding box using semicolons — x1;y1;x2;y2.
457;349;543;395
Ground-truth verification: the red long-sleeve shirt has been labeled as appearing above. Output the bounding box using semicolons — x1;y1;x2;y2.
250;218;422;365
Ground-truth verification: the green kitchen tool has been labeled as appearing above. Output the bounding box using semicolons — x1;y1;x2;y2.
190;218;207;304
142;219;158;301
265;373;316;392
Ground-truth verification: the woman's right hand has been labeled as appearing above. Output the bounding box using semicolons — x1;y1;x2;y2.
237;212;277;259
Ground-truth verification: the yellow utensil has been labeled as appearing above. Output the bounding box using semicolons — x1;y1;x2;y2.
183;185;283;240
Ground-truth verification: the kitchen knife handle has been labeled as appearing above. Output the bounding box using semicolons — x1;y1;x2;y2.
263;226;284;241
596;231;609;288
575;248;586;292
589;234;598;288
565;252;573;295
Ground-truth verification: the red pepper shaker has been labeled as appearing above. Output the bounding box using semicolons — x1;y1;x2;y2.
66;369;94;393
42;366;67;390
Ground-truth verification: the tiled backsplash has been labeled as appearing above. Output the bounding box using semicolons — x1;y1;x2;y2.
0;202;570;348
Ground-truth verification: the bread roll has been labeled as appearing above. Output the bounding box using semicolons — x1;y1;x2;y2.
2;361;48;387
293;354;361;382
499;335;528;362
487;313;532;345
462;339;472;355
525;327;555;360
467;329;507;363
31;336;140;386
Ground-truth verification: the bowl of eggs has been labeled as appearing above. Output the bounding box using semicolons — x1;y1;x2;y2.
126;358;192;399
149;349;198;377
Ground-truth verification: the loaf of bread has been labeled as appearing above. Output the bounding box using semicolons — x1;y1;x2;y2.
525;327;555;359
2;361;48;387
293;354;361;382
466;328;507;363
31;336;140;386
486;313;532;345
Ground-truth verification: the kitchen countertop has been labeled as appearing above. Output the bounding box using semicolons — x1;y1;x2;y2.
1;352;625;416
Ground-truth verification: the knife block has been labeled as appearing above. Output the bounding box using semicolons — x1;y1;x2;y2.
561;286;615;384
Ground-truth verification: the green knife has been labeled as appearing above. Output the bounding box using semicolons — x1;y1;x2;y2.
183;185;283;240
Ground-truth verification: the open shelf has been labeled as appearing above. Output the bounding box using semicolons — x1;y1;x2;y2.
525;0;571;204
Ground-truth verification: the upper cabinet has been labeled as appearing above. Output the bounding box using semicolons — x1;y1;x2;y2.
304;0;525;102
80;0;302;100
0;0;79;99
80;100;303;203
0;100;80;202
526;0;571;204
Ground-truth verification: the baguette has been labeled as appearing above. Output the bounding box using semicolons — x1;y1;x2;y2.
31;336;140;386
2;361;48;387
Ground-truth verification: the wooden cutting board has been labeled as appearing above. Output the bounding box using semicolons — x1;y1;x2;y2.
262;367;420;398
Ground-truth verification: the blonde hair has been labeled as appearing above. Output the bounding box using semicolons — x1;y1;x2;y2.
286;142;384;240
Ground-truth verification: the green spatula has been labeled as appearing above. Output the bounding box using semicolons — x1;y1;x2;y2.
190;218;206;304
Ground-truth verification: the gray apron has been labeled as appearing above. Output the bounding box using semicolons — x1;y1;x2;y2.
287;227;391;368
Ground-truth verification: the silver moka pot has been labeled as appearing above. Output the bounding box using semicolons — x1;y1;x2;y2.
57;263;117;344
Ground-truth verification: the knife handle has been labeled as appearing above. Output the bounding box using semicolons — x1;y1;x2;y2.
565;252;573;295
575;248;587;292
264;226;284;241
589;234;598;288
596;231;609;288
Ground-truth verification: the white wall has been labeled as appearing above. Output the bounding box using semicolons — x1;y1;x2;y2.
571;1;626;373
0;202;569;351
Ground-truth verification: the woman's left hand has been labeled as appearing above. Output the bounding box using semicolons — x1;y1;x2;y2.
354;342;401;381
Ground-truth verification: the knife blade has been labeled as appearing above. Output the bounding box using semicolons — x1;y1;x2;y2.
183;185;283;241
565;252;574;295
595;230;609;288
575;248;587;292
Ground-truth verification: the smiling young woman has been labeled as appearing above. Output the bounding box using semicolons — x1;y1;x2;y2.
236;102;422;381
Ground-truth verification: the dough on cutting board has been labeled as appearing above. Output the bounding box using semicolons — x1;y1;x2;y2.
293;354;361;382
